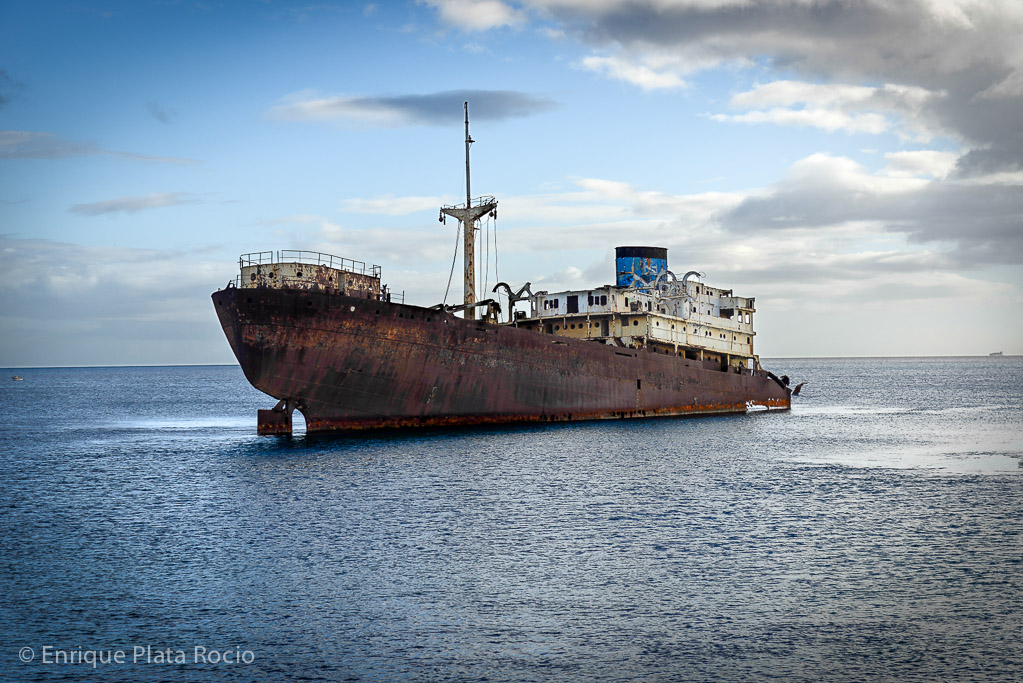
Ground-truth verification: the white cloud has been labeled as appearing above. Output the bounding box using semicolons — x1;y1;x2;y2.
731;81;878;108
270;91;410;125
710;108;890;134
0;130;198;164
0;238;234;365
520;0;1023;169
339;195;449;215
719;152;1022;268
578;55;687;90
881;150;959;178
319;220;455;264
419;0;525;31
70;192;202;216
714;80;947;139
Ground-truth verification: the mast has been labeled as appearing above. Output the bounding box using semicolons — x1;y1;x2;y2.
465;101;472;219
440;101;497;321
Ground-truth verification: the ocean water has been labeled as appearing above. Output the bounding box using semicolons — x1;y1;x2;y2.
1;357;1021;682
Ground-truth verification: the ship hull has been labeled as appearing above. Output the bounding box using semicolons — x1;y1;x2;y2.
212;286;790;433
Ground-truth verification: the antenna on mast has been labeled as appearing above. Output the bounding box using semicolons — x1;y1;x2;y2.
440;101;498;321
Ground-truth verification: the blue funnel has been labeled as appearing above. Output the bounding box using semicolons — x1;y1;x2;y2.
615;246;667;290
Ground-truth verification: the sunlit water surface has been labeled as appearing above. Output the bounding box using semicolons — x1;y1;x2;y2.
2;358;1021;681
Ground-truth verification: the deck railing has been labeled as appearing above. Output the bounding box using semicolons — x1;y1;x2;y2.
239;250;381;278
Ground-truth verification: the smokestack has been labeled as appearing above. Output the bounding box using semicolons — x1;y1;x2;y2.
615;246;667;289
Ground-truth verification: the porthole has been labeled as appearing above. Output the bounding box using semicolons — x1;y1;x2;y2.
632;320;638;326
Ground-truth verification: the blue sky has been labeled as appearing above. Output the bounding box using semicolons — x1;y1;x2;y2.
1;0;1021;366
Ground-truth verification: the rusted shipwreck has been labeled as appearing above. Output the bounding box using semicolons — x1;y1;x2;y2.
212;104;791;434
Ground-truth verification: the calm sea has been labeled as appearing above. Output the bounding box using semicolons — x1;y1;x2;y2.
1;357;1021;682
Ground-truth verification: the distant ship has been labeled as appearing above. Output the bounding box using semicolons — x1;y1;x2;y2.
212;103;792;434
990;351;1003;356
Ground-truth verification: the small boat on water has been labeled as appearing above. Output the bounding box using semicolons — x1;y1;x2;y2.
12;376;23;381
989;351;1003;356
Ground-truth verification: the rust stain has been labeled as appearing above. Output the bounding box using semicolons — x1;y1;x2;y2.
213;285;791;435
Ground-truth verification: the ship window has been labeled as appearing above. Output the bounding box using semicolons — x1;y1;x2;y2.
588;295;594;306
646;302;651;311
637;379;642;389
570;324;575;329
567;295;579;314
624;297;629;306
601;295;607;305
555;325;560;331
632;320;638;326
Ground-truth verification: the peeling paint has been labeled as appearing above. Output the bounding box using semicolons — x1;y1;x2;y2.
213;284;791;435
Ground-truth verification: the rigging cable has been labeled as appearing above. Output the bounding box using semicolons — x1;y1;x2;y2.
442;219;460;307
442;161;467;307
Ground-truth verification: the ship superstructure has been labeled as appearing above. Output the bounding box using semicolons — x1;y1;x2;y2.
505;246;760;375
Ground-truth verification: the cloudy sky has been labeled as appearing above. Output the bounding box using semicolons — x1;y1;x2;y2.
1;0;1021;366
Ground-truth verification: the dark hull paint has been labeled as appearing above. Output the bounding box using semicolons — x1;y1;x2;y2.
212;285;790;433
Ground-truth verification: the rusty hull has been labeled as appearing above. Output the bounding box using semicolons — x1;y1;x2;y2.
212;286;790;434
